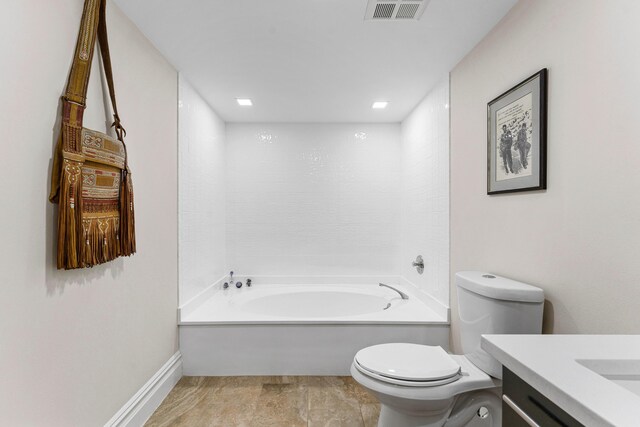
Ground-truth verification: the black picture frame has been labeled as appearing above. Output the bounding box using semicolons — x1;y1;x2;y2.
487;69;547;195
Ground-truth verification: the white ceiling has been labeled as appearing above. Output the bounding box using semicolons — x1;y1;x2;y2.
114;0;517;123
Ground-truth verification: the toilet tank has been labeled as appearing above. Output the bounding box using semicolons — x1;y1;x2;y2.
456;271;544;379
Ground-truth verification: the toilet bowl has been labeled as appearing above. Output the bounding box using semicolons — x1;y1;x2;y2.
351;343;501;427
351;272;545;427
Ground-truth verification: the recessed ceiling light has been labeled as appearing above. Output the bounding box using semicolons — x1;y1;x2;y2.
372;101;388;109
236;98;253;106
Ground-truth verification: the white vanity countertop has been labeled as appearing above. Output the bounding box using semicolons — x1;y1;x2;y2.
482;334;640;427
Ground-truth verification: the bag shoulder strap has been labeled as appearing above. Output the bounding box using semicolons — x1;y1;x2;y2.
97;0;126;141
64;0;100;108
63;0;125;142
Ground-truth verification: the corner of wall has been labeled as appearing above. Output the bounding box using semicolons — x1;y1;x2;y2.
399;77;451;311
178;75;227;305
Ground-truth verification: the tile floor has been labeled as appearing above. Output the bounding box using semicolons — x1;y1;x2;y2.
145;376;381;427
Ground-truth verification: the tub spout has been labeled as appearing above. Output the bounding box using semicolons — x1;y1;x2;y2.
379;283;409;300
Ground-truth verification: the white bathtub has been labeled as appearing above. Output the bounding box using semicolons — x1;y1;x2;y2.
179;278;449;375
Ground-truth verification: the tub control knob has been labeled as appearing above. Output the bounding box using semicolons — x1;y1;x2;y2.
223;282;229;289
236;281;243;288
246;279;252;287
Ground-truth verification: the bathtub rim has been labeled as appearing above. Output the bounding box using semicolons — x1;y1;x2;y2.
179;276;450;326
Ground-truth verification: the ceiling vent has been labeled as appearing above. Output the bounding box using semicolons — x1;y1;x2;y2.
365;0;429;21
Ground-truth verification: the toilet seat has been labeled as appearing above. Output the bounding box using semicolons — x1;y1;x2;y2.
354;343;462;387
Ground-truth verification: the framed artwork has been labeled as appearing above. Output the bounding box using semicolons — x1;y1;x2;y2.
487;68;547;194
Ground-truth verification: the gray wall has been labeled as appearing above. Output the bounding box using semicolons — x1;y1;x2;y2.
0;1;179;424
450;0;640;350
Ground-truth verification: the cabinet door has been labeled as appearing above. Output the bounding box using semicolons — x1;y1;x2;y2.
502;367;584;427
502;393;545;426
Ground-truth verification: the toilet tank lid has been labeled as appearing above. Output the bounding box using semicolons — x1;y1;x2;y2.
456;271;544;303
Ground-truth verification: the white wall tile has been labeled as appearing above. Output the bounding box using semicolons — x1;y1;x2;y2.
226;123;401;276
400;78;450;307
179;92;448;304
178;75;226;304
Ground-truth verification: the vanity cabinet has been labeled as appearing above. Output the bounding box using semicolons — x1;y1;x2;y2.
502;367;584;427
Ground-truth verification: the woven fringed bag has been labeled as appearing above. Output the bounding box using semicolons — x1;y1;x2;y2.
50;0;135;269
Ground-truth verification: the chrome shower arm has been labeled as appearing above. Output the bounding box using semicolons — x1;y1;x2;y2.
379;283;409;300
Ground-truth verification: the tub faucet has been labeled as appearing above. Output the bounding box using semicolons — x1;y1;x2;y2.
379;283;409;300
223;271;234;290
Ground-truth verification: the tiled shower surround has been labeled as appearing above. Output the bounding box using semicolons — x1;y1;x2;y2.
226;123;402;276
401;79;450;306
178;76;227;304
179;76;450;308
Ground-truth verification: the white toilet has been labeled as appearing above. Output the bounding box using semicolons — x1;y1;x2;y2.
351;271;544;427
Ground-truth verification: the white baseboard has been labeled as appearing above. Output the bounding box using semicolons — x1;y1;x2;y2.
105;351;183;427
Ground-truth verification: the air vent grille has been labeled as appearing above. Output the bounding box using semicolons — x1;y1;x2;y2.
396;3;420;19
365;0;429;21
373;3;396;19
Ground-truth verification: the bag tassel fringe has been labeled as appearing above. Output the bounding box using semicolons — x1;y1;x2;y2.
57;159;84;269
119;169;136;256
82;216;121;266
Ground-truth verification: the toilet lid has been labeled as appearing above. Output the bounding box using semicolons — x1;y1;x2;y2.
354;343;461;382
354;359;462;387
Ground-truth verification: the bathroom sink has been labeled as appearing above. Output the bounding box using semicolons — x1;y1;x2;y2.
576;359;640;398
482;335;640;426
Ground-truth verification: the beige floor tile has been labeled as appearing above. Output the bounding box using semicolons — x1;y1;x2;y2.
253;383;309;424
146;376;380;427
360;403;381;427
199;402;257;426
308;407;365;427
159;404;216;427
303;376;348;387
211;383;263;405
214;376;266;387
156;398;257;427
247;417;307;427
308;384;360;413
341;377;378;404
258;375;306;385
145;377;218;427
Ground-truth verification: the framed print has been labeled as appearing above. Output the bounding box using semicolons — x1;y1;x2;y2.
487;69;547;194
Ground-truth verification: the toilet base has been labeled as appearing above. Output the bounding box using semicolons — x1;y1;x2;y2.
376;389;502;427
378;404;451;427
351;355;502;427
